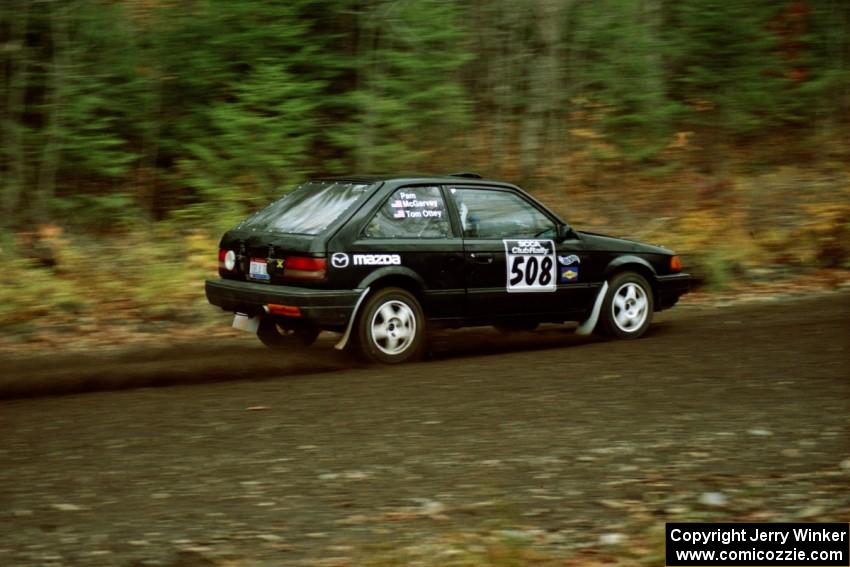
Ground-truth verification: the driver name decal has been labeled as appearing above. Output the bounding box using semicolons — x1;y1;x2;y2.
504;239;556;293
391;190;444;220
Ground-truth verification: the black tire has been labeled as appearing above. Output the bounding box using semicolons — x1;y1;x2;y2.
494;321;539;334
597;271;654;339
356;287;426;364
257;318;320;350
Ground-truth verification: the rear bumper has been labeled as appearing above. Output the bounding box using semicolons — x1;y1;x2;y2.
655;273;692;311
205;279;360;328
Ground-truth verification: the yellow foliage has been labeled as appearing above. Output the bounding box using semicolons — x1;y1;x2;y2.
797;200;850;266
0;226;223;329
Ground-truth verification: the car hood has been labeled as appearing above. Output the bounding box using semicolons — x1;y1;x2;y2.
576;230;674;255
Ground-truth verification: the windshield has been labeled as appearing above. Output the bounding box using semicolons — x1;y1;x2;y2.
238;181;373;235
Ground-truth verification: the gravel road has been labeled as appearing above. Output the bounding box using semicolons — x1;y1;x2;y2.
1;293;848;566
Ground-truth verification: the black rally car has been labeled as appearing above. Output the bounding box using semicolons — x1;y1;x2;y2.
205;174;691;363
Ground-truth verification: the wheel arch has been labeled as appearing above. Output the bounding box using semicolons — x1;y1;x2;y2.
357;267;426;304
603;256;658;305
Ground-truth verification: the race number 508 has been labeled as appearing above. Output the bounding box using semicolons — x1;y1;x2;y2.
503;239;557;293
509;255;553;287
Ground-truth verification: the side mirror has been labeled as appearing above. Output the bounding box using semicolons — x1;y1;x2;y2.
556;224;577;242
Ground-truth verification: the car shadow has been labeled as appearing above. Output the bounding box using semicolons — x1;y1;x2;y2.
1;323;672;399
424;324;608;361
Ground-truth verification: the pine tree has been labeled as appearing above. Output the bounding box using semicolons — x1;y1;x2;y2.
666;0;791;169
329;0;471;173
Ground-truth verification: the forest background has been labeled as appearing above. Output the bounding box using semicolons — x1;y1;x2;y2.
1;0;848;348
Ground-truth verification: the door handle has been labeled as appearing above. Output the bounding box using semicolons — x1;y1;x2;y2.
469;252;494;264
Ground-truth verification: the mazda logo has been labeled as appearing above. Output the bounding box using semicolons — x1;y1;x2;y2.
331;253;349;268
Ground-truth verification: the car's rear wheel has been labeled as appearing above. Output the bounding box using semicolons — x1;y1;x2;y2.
257;318;320;350
597;271;654;339
357;287;425;364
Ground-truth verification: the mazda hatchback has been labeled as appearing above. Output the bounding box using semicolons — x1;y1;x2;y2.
205;174;691;363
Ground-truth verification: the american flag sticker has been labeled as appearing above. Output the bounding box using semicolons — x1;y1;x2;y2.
390;200;403;208
393;209;406;219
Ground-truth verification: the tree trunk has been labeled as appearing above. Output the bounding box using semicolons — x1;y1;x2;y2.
36;4;69;223
521;0;565;182
2;1;30;228
355;1;378;172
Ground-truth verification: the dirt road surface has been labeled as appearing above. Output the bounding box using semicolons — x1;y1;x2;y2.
2;293;849;566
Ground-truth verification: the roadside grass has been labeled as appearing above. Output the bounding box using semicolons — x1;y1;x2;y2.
0;221;232;351
538;166;850;289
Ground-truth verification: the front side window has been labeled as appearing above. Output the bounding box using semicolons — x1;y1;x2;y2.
238;180;372;235
450;188;555;239
364;186;452;239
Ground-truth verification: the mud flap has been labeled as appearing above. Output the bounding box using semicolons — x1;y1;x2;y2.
232;313;260;333
334;287;370;350
575;282;608;336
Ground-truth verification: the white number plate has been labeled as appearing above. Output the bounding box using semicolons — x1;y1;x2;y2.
504;239;556;293
248;258;269;281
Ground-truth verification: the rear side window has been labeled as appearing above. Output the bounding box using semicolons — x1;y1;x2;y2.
450;188;555;239
238;181;372;235
364;186;452;239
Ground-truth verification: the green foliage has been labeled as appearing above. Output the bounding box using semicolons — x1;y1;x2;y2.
184;62;323;202
567;0;680;159
328;0;472;171
668;0;791;137
54;1;140;178
51;193;139;232
0;0;848;230
792;0;850;126
700;249;737;290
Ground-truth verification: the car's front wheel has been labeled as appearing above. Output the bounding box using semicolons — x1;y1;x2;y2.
357;287;425;364
257;318;320;350
597;271;654;339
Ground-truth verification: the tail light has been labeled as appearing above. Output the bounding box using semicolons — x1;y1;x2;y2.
670;255;682;273
266;304;302;317
219;249;236;276
284;256;327;281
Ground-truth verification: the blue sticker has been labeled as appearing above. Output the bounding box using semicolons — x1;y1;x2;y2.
560;266;579;283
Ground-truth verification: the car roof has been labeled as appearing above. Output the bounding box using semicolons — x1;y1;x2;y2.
312;174;519;189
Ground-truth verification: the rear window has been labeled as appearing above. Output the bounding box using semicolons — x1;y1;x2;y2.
238;181;373;235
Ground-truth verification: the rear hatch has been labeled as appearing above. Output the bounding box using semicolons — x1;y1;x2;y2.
218;180;374;286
